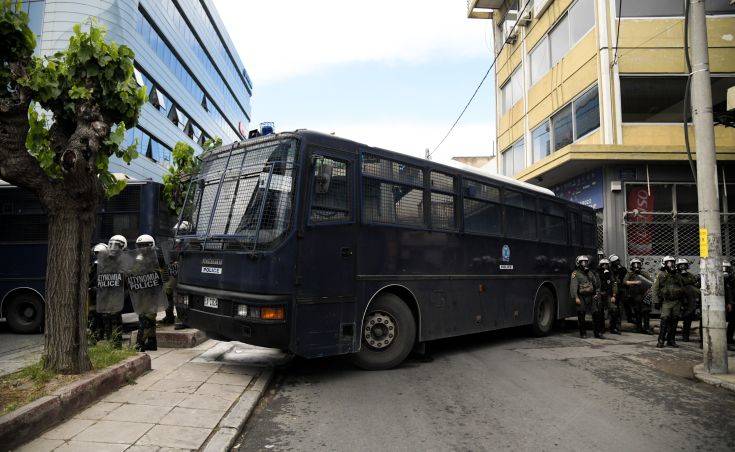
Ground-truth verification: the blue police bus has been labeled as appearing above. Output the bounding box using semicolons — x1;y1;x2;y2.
174;131;597;369
0;181;176;333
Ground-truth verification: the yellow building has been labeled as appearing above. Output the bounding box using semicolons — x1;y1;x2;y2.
469;0;735;270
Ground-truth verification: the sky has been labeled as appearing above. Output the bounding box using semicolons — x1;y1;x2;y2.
213;0;496;166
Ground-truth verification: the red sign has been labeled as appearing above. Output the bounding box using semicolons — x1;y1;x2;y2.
627;187;655;255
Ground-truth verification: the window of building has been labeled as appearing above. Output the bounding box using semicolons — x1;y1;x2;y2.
504;189;537;239
310;155;351;223
501;68;524;114
123;127;172;167
530;36;550;86
552;104;573;150
616;0;733;16
532;122;551;163
549;16;570;66
574;86;600;138
430;172;456;230
620;76;735;123
676;184;698;213
362;154;425;227
463;180;501;235
569;0;595;43
503;139;526;176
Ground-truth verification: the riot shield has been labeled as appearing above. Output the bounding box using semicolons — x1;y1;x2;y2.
635;274;654;306
96;250;126;314
159;239;179;279
123;247;167;315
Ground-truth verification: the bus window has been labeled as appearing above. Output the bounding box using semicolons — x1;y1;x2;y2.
362;154;425;227
570;211;582;246
463;179;501;235
430;172;457;231
504;189;537;240
538;200;567;243
310;155;351;224
582;213;597;248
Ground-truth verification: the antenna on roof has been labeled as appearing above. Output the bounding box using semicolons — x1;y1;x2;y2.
425;148;431;161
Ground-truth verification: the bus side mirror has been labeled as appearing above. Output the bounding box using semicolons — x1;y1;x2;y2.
314;159;333;194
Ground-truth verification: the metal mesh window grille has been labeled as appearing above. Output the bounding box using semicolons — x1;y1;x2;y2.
504;189;537;240
463;179;500;202
180;139;299;250
310;156;351;223
430;171;455;193
362;153;425;227
463;198;502;235
624;211;735;272
431;192;456;231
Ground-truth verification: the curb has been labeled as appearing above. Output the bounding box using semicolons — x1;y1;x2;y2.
0;353;151;451
131;328;207;348
693;363;735;393
201;368;275;452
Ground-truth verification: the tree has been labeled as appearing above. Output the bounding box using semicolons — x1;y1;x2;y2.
0;4;145;373
163;137;221;217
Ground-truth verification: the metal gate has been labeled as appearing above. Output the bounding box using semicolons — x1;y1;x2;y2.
623;211;735;274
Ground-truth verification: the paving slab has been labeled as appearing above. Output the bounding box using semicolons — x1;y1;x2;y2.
15;438;64;452
73;402;123;421
53;440;129;452
73;420;153;444
136;424;211;450
146;378;203;394
159;406;225;429
103;404;172;423
178;393;235;412
41;418;95;440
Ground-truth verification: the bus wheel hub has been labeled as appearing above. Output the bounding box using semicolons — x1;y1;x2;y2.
364;311;396;350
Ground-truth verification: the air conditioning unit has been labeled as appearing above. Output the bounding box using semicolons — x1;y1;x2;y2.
534;0;554;19
516;8;532;26
502;20;519;44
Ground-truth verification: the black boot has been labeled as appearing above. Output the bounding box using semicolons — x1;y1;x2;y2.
657;317;667;348
593;312;605;339
610;310;621;334
578;313;587;338
135;330;146;352
145;336;158;351
727;320;735;346
682;319;691;342
666;317;679;347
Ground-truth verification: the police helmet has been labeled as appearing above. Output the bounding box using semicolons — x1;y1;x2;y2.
609;254;620;264
92;243;108;254
724;261;732;271
108;235;127;250
630;258;642;270
136;234;155;248
675;257;689;268
661;255;676;268
173;220;191;234
576;255;589;267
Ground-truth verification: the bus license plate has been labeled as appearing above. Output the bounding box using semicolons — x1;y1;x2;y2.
204;297;218;309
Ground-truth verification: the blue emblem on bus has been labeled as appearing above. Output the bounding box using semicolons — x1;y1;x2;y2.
501;245;511;262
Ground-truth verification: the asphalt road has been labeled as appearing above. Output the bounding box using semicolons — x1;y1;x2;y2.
236;325;735;452
0;323;43;377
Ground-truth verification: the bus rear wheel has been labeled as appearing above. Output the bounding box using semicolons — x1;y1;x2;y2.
531;286;555;337
352;294;416;370
6;292;44;334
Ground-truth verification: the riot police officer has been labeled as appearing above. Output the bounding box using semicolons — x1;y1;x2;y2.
570;255;602;338
101;235;127;347
677;258;700;343
598;258;620;334
132;234;161;351
724;261;735;350
653;256;685;348
624;258;654;334
609;254;633;325
88;243;108;342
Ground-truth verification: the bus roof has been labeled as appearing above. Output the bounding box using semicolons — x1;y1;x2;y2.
214;130;557;198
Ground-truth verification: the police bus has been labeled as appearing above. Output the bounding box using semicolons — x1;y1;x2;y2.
174;131;597;369
0;181;176;333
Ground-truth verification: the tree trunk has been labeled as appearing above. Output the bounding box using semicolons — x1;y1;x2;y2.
43;207;95;374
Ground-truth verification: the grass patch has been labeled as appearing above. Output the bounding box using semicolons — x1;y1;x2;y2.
0;341;138;415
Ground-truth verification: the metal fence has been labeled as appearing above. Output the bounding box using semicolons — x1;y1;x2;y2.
623;211;735;273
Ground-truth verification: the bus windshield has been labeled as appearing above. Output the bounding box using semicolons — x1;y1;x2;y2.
182;138;299;249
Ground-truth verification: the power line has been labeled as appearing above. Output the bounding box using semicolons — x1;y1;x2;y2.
428;0;531;159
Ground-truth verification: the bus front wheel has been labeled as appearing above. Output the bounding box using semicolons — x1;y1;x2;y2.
352;294;416;370
6;292;44;334
531;286;555;337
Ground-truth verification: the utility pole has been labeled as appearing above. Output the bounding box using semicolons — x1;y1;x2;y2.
690;0;729;374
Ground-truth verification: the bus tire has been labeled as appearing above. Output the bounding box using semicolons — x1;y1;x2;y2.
352;293;416;370
6;292;44;334
531;286;555;337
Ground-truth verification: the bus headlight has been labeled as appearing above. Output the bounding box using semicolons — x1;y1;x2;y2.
261;306;285;321
236;304;248;317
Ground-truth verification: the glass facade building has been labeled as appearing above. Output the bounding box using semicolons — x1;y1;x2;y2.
22;0;252;182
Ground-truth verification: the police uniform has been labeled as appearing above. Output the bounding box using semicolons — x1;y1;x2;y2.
570;257;602;338
652;257;685;348
624;266;653;334
598;263;620;334
611;260;633;324
678;262;700;343
725;264;735;348
88;254;103;342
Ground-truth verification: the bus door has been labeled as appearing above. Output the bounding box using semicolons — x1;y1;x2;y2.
294;146;357;357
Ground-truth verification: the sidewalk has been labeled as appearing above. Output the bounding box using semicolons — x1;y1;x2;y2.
17;340;289;452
